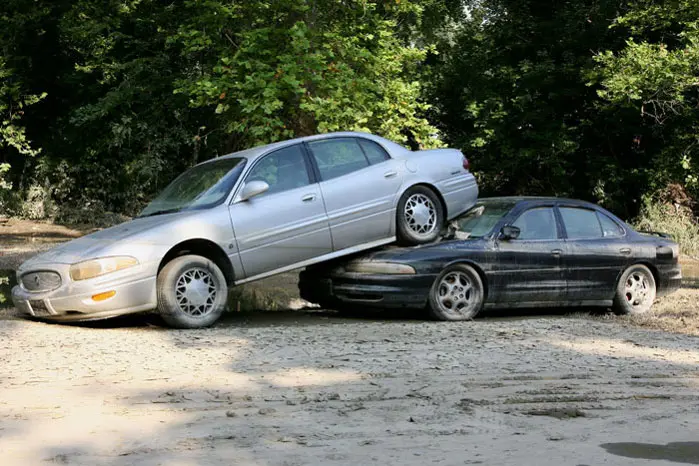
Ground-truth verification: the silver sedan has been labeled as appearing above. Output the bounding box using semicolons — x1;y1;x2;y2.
12;132;478;327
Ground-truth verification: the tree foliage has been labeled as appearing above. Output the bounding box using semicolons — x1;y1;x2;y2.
429;0;699;217
0;0;442;216
593;0;699;194
0;0;697;221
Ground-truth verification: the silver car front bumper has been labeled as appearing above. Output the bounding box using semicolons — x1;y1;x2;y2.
11;265;158;322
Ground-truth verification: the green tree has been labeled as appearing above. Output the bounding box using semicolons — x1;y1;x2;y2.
593;0;699;197
173;0;442;149
428;0;644;213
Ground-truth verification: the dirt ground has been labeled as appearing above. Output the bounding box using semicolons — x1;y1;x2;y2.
1;219;699;465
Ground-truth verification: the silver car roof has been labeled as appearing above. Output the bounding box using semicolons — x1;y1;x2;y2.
198;132;410;166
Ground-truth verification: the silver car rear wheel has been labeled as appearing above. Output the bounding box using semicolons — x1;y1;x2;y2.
157;255;228;328
396;186;444;245
404;194;438;236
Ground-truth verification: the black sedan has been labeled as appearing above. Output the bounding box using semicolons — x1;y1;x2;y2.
298;197;682;320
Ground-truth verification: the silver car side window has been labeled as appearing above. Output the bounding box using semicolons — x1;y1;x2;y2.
308;138;370;181
245;145;311;195
357;138;390;165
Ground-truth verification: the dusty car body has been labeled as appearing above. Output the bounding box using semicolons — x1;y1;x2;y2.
11;131;478;327
299;197;682;320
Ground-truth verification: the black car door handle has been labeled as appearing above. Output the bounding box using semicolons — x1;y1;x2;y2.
619;248;631;255
551;249;562;256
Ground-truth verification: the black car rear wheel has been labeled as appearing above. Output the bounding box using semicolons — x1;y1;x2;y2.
428;264;484;321
613;264;656;315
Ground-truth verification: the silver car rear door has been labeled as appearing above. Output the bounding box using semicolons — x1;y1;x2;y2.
305;137;404;251
228;143;332;279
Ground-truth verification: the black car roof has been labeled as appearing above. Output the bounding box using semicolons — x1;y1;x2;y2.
478;196;600;208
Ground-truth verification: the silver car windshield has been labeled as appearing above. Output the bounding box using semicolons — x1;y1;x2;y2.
454;202;515;238
140;157;246;217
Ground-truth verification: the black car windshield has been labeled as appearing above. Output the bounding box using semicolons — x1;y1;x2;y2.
140;157;246;217
453;201;515;238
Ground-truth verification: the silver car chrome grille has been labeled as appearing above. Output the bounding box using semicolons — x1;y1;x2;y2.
20;271;62;292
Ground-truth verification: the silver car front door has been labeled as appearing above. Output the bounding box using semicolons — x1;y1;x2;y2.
229;144;332;279
305;137;403;251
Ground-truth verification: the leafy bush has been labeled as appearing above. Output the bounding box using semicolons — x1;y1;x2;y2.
633;184;699;257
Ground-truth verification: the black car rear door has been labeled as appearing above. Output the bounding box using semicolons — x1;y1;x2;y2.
558;205;632;302
489;205;567;304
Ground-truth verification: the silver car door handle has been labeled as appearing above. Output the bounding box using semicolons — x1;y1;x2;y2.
551;249;562;256
384;171;398;178
619;247;631;255
302;194;316;202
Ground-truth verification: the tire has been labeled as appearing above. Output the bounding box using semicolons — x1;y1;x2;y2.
396;186;444;246
427;264;484;321
157;254;228;329
612;264;656;315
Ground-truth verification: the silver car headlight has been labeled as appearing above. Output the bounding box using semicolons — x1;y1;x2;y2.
69;256;139;281
344;261;416;275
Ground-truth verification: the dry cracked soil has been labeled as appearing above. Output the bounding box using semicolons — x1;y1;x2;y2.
1;218;698;465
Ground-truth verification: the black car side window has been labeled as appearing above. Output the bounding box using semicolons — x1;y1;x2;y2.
560;207;603;239
512;207;558;240
597;212;625;237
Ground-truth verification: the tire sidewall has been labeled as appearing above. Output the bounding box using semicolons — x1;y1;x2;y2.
396;186;444;246
614;264;656;315
157;255;228;329
428;264;484;321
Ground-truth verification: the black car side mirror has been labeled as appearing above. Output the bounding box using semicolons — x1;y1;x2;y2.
500;225;521;240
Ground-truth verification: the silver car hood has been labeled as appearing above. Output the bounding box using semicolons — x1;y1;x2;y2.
20;211;201;268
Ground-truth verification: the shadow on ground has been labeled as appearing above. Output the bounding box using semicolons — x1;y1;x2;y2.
600;441;699;464
18;304;604;331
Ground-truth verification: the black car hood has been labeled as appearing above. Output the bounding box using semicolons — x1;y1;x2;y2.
355;238;488;263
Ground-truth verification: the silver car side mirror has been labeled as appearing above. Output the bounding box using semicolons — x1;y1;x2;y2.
238;180;269;202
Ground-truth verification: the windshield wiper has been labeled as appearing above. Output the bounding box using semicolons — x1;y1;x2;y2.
138;208;182;218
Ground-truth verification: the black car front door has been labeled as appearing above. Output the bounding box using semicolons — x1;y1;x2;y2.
489;206;567;305
558;206;632;302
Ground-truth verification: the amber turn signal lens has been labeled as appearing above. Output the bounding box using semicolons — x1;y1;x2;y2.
92;290;116;302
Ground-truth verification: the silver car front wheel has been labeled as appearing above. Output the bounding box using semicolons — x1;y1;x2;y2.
157;255;228;328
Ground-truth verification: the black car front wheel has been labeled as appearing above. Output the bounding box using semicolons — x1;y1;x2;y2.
428;264;484;321
613;264;656;315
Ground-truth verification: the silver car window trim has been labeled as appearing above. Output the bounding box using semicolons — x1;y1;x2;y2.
306;137;371;181
222;133;399;205
228;143;313;204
